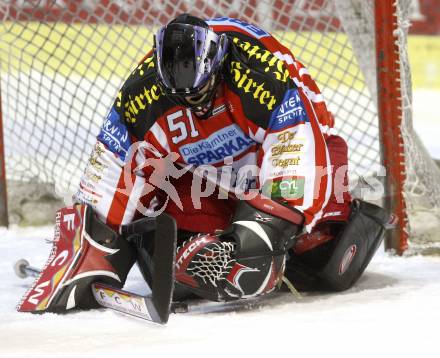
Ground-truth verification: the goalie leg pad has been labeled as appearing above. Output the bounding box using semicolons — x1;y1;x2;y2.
320;199;387;291
285;199;388;291
17;205;136;313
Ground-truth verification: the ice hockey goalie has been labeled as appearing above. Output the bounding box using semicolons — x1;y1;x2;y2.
17;14;390;314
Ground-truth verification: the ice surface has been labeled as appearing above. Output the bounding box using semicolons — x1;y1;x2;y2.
1;225;440;358
0;89;438;357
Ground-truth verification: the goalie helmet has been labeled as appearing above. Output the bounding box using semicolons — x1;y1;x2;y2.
154;14;228;117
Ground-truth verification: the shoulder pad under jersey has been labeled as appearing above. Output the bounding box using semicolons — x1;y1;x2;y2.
115;54;176;140
222;33;296;129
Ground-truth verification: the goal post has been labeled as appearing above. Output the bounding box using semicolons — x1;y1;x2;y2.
0;0;439;254
0;81;9;227
375;0;409;253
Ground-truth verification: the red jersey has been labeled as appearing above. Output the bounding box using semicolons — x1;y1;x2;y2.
74;17;335;232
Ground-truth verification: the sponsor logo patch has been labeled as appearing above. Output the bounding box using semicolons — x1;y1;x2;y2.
179;124;254;165
88;142;107;173
263;177;305;201
271;143;304;157
232;37;290;83
269;89;309;131
277;130;297;143
97;107;132;161
230;61;278;110
272;156;301;168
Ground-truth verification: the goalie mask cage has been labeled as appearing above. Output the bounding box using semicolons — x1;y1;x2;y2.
0;0;439;254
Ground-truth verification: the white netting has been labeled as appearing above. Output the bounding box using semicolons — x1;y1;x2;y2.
0;0;439;251
395;0;440;253
180;237;236;287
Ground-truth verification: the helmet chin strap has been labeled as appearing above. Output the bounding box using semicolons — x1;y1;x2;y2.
189;74;222;120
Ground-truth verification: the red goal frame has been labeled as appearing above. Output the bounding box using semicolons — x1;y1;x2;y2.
0;0;413;254
375;0;409;254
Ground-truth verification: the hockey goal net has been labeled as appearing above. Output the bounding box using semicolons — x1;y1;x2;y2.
0;0;439;254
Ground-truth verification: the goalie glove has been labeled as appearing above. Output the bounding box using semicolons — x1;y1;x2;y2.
175;195;304;301
17;205;136;313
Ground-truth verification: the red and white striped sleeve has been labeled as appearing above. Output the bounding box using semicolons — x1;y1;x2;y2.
257;62;333;231
73;104;159;229
266;39;335;132
291;59;335;133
